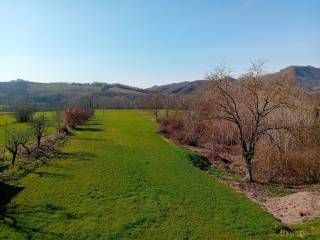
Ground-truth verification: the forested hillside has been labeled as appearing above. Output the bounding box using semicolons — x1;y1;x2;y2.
0;66;319;110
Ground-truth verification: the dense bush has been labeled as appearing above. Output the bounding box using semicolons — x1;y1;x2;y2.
253;103;320;184
61;106;93;132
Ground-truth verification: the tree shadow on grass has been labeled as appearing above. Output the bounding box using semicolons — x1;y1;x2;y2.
84;122;103;126
70;136;106;142
187;153;211;171
0;181;24;229
0;181;73;238
73;126;103;132
0;178;77;238
2;202;67;239
0;182;24;216
26;170;73;179
55;150;96;162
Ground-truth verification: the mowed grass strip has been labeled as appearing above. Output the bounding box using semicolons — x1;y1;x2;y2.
0;110;318;239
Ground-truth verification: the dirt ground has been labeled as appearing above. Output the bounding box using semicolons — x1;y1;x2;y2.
225;179;320;225
264;190;320;225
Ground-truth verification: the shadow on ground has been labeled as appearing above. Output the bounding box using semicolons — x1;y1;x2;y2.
0;179;74;238
27;170;73;179
70;136;106;142
83;122;103;126
187;153;211;171
0;181;24;227
1;199;67;238
0;182;24;215
73;126;103;132
55;150;96;162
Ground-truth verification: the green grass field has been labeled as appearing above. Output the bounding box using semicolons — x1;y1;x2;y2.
0;110;319;239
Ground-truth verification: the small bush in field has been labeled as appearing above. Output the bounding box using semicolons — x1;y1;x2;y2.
13;103;34;123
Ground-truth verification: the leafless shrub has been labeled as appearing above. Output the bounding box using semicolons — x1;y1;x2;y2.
144;92;162;120
62;107;92;132
32;115;47;149
203;121;238;153
4;127;30;165
162;95;173;121
254;100;320;184
182;109;206;146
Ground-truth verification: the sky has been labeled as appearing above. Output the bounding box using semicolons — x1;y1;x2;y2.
0;0;319;88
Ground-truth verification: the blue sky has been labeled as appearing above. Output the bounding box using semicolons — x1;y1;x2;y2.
0;0;319;87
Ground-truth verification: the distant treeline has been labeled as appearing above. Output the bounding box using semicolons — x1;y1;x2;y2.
0;80;148;111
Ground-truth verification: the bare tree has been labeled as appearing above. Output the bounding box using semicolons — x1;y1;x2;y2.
144;92;162;120
32;115;47;149
176;94;191;111
80;94;95;116
4;127;27;165
69;94;95;117
206;61;292;182
162;95;174;121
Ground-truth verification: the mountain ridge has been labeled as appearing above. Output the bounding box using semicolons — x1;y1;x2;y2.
0;65;319;109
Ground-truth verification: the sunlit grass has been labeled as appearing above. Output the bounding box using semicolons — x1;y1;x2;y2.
0;110;318;239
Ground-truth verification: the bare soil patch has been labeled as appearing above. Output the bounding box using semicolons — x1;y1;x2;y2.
264;190;320;225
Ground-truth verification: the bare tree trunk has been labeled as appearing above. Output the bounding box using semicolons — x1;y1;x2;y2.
155;109;158;120
243;152;254;182
37;136;41;148
11;151;17;165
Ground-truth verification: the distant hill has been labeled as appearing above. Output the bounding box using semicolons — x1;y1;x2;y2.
276;65;320;91
0;80;148;110
0;65;319;110
147;80;207;95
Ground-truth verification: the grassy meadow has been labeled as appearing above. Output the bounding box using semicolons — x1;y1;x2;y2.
0;110;319;239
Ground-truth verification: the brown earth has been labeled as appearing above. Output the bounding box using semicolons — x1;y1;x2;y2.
264;190;320;225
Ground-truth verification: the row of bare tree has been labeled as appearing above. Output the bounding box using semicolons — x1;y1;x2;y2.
60;106;93;133
4;116;47;164
2;97;95;166
149;61;320;184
